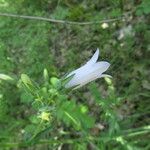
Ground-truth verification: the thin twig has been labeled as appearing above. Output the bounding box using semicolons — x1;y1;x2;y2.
0;12;127;25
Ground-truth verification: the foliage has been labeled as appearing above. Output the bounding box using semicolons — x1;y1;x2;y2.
0;0;149;149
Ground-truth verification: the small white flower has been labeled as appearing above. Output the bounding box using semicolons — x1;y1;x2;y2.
65;48;111;89
101;23;109;29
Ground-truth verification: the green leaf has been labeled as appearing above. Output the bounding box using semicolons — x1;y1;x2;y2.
21;74;39;95
56;100;95;130
64;111;81;129
50;77;61;89
21;74;32;86
20;92;34;104
136;0;150;16
43;68;49;82
0;73;14;81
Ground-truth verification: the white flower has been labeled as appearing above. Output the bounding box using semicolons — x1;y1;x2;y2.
101;23;109;29
65;48;111;89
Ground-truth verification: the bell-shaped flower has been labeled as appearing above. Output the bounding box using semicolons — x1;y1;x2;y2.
64;48;111;89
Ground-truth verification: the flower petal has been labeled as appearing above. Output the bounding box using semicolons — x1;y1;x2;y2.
66;49;100;78
86;48;99;65
74;62;110;88
65;61;110;88
93;61;110;74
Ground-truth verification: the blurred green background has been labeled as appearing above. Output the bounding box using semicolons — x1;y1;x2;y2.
0;0;149;149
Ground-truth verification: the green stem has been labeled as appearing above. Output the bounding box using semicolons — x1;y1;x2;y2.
1;125;149;148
